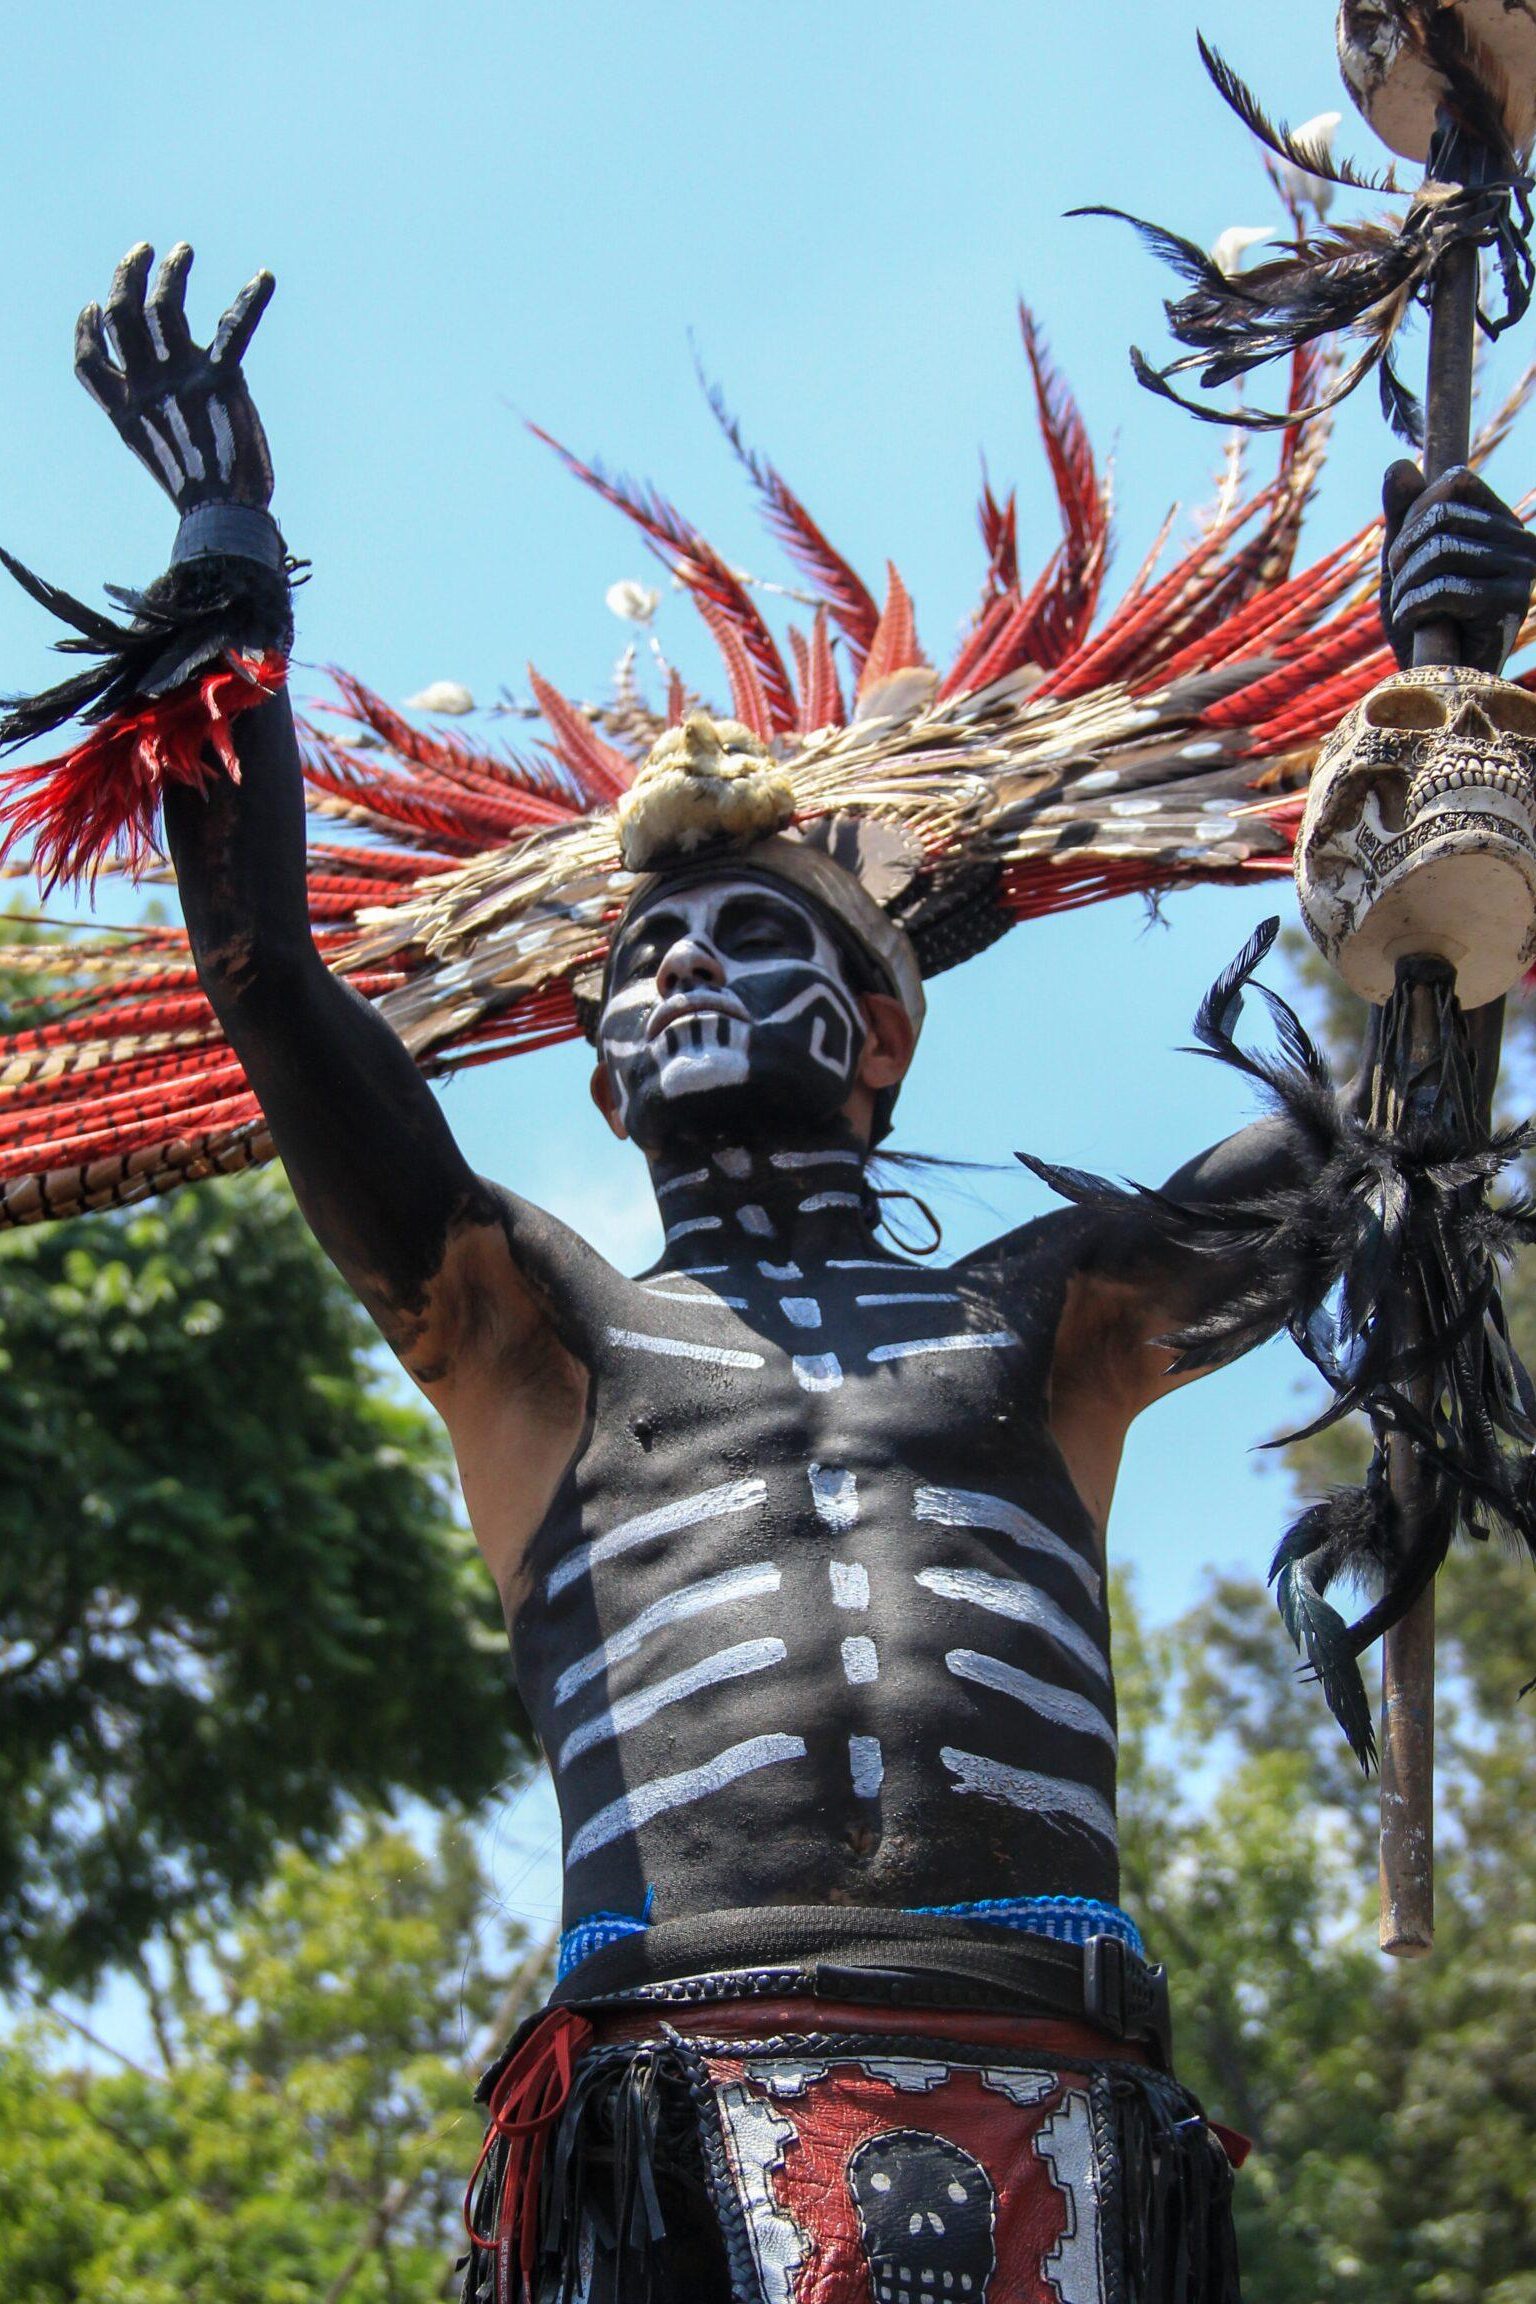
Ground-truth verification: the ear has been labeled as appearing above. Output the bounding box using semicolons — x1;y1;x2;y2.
590;1060;630;1141
855;991;917;1092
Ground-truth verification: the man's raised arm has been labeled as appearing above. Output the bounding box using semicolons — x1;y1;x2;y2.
75;245;560;1399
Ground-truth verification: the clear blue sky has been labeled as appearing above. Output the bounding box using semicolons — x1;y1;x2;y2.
6;3;1531;1977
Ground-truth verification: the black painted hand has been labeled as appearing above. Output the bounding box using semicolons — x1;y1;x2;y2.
74;243;275;513
1381;460;1536;674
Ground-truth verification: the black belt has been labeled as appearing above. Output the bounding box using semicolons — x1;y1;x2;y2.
549;1904;1172;2068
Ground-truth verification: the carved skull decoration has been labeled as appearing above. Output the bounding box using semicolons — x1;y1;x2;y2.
1337;1;1536;162
1295;665;1536;1006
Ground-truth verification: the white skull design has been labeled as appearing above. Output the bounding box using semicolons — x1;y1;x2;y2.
1295;665;1536;1006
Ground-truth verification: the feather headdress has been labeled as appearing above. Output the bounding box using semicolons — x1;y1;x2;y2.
1;307;1529;1230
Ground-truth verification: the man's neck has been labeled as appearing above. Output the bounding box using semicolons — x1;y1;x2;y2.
647;1128;883;1269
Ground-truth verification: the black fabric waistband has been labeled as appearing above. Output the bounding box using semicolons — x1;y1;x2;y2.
547;1904;1171;2066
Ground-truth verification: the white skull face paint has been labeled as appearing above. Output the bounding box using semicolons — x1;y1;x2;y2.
599;874;871;1151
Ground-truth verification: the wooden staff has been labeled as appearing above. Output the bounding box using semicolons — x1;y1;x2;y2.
1377;198;1503;1957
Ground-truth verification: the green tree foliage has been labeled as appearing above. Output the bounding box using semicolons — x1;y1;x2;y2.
0;1819;550;2304
0;1173;532;1992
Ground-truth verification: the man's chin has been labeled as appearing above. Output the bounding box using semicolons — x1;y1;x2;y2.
627;1068;850;1157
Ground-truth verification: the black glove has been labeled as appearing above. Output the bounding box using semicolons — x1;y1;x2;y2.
1380;460;1536;675
74;242;276;516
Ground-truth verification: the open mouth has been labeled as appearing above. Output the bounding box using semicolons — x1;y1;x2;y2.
646;990;751;1044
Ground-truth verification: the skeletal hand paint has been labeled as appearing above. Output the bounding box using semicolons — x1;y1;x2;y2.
1381;462;1536;676
599;875;870;1152
75;243;276;512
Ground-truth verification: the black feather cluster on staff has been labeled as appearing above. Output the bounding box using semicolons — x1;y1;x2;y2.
0;548;296;752
1018;919;1536;1767
1072;33;1535;444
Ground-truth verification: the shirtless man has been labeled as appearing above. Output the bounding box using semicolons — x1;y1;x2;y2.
58;243;1535;2304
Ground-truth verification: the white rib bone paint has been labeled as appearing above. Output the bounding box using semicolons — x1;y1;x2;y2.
640;1284;749;1309
841;1635;879;1685
563;1732;808;1867
656;1167;710;1197
771;1148;862;1170
779;1297;822;1328
606;1328;764;1369
849;1734;885;1797
554;1562;782;1706
793;1354;843;1391
945;1649;1117;1750
829;1560;870;1609
664;1214;723;1244
939;1748;1117;1846
556;1637;787;1770
829;1259;914;1270
915;1568;1110;1685
869;1331;1017;1364
856;1292;962;1309
916;1484;1102;1602
759;1260;802;1281
547;1477;769;1599
801;1190;863;1213
810;1465;860;1530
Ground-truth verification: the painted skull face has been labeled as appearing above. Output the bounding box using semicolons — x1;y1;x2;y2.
599;873;871;1151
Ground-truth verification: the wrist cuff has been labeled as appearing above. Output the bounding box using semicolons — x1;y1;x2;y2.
171;504;286;573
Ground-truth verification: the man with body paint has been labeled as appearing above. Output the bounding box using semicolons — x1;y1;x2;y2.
49;245;1536;2304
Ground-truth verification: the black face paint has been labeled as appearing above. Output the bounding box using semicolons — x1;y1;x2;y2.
599;877;870;1154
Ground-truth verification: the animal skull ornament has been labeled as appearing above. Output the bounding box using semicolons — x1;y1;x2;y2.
1295;665;1536;1006
1336;0;1536;163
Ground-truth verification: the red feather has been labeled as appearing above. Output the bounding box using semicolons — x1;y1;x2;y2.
524;667;635;805
0;653;286;894
855;565;926;705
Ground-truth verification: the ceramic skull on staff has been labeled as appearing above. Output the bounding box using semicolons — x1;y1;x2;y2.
2;21;1535;2292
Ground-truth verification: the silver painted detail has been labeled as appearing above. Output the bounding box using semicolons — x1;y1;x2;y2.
793;1353;843;1391
1036;2089;1105;2303
715;2081;807;2304
857;1292;962;1308
779;1297;823;1328
869;1331;1017;1364
849;1733;885;1797
829;1560;870;1609
841;1635;879;1685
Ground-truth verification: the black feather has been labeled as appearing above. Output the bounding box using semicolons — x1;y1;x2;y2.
0;549;294;754
1196;35;1398;196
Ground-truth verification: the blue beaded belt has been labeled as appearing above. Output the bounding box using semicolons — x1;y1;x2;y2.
557;1892;1142;1981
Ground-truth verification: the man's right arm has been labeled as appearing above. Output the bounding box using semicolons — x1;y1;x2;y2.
77;243;582;1422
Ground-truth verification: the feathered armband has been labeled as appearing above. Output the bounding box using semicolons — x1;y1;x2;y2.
1020;919;1536;1768
0;546;293;892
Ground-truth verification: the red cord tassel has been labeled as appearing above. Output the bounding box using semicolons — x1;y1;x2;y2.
0;651;287;894
464;2005;594;2304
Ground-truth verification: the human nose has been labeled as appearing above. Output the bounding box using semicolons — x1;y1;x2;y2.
656;934;725;998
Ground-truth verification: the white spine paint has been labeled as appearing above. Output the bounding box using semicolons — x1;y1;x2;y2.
779;1297;823;1328
829;1560;870;1609
849;1733;885;1797
809;1466;859;1529
792;1354;843;1392
840;1635;879;1685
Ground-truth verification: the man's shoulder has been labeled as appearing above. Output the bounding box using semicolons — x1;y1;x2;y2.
950;1204;1102;1297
